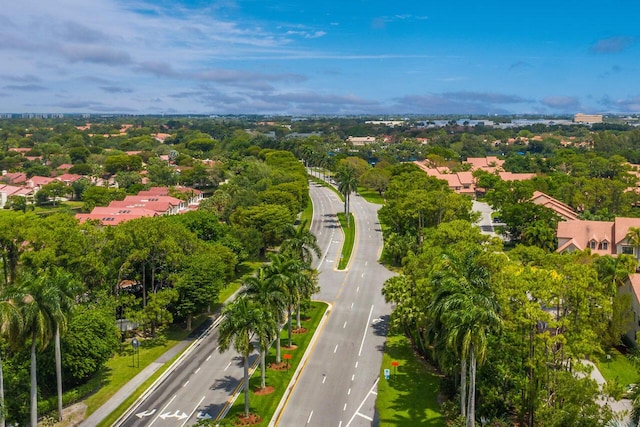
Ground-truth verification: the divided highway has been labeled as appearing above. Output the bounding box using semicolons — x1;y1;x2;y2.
114;180;393;427
275;183;395;426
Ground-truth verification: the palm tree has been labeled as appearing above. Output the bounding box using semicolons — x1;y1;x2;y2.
242;268;286;387
218;297;263;417
12;273;64;427
280;219;321;266
429;249;501;427
0;297;22;427
626;226;640;267
252;307;277;390
267;255;312;348
45;268;82;422
294;268;318;330
335;165;358;227
265;255;299;355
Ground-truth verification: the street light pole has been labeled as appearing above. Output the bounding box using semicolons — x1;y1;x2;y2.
132;338;140;368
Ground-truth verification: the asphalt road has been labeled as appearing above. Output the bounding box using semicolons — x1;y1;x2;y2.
116;180;393;427
117;318;259;427
275;183;395;427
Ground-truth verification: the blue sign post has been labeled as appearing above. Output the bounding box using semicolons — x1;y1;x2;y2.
384;369;390;380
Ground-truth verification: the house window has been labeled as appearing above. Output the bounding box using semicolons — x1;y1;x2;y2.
601;242;608;250
623;246;634;255
590;240;597;250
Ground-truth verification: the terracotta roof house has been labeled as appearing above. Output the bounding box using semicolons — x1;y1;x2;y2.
531;191;579;221
76;207;159;225
464;156;505;172
27;176;56;190
1;172;27;185
152;133;172;142
556;217;640;256
498;172;537;182
0;185;32;208
55;173;84;184
108;195;187;215
56;164;74;171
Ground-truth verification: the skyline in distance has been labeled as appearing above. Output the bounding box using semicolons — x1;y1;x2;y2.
1;0;639;116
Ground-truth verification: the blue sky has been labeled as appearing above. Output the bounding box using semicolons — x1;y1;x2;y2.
1;0;639;115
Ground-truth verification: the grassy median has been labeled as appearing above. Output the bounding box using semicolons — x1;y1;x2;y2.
217;301;328;426
377;334;445;426
336;212;355;270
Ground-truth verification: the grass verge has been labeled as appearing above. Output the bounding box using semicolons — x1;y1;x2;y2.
84;315;209;417
219;301;328;426
80;260;259;423
357;187;385;205
595;348;640;387
377;334;445;427
336;212;355;270
95;349;185;427
299;199;313;229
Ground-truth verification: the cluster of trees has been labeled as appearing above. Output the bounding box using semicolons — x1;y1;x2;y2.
383;219;635;425
377;163;478;266
0;149;309;425
218;221;320;418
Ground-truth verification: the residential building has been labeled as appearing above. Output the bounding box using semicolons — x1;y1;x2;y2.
620;274;640;344
556;217;640;256
531;191;579;221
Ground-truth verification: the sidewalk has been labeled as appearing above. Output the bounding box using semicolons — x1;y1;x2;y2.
81;329;200;426
82;285;247;426
582;359;632;424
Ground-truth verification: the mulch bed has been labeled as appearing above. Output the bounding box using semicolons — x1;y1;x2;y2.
254;385;275;395
282;344;298;350
293;327;307;334
269;361;289;370
235;413;262;426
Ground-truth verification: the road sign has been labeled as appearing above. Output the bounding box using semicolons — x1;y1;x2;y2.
384;369;390;380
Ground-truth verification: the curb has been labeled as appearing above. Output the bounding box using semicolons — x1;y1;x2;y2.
111;314;224;426
268;301;332;427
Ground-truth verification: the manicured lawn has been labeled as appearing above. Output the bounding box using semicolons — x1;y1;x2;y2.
300;198;314;227
377;334;445;427
336;212;355;270
595;348;640;387
220;302;328;426
86;315;209;417
357;187;385;205
83;260;260;422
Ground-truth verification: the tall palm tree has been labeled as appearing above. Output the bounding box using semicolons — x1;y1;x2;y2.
294;268;318;330
429;249;501;427
280;219;321;266
218;297;263;417
242;268;286;386
12;273;63;427
45;268;82;422
335;165;358;227
0;298;22;427
264;255;296;357
267;255;310;348
252;307;277;390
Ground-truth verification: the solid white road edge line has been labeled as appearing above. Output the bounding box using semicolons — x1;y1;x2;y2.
358;305;374;357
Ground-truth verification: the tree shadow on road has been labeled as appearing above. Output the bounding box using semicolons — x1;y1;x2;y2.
211;375;241;393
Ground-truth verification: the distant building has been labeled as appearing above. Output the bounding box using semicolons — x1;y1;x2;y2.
347;136;377;146
574;113;603;124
